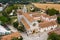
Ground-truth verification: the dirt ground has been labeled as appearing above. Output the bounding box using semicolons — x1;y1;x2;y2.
32;3;60;11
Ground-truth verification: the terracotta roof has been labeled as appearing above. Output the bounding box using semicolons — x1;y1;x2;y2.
23;13;34;22
32;13;48;17
48;27;60;35
39;21;57;28
32;13;41;17
21;18;30;30
1;32;21;40
54;28;60;35
29;12;39;14
32;13;57;20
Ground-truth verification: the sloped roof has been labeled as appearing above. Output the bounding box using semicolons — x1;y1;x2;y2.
1;32;21;40
23;13;34;22
39;21;57;28
21;18;30;30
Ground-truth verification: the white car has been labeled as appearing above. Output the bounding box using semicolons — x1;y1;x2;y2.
0;25;11;35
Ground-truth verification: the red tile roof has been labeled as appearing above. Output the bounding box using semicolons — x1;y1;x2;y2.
23;13;34;22
21;18;30;30
32;13;57;20
39;21;57;28
48;27;60;35
1;32;21;40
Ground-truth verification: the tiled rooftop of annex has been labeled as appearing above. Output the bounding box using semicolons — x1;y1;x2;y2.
21;18;30;30
39;21;57;28
1;32;21;40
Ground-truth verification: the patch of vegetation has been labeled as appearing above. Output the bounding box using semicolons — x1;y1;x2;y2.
46;8;59;16
12;36;23;40
30;6;40;12
0;16;11;24
18;23;26;32
57;16;60;24
13;21;18;28
0;0;41;4
5;5;18;14
48;32;60;40
13;21;25;32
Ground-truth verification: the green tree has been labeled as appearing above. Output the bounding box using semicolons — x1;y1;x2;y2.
2;11;9;17
0;16;11;24
57;17;60;24
13;21;18;28
5;6;14;14
18;25;25;32
17;22;25;32
1;11;11;24
48;32;60;40
46;8;59;16
12;36;23;40
12;37;18;40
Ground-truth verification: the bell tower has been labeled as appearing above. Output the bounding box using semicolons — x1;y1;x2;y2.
22;5;27;13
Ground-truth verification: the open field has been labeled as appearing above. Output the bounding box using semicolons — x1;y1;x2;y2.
32;3;60;11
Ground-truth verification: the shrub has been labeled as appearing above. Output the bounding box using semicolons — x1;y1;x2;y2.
13;21;18;28
37;20;41;23
46;8;59;16
18;25;25;32
12;36;23;40
48;32;60;40
57;17;60;24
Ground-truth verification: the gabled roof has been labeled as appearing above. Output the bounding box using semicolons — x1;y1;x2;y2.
23;13;34;22
32;13;57;19
1;32;21;40
48;27;60;35
32;13;48;17
21;18;30;30
39;21;57;28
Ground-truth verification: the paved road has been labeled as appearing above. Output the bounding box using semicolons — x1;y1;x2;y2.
21;32;48;40
7;25;48;40
7;25;18;32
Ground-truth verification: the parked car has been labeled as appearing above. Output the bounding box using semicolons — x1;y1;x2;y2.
2;24;10;30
